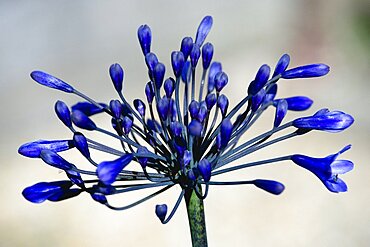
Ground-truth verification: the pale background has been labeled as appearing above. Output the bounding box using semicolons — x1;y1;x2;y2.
1;0;369;246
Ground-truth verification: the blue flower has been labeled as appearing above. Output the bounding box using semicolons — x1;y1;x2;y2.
293;110;354;132
30;71;74;93
21;16;354;225
282;64;330;79
22;181;75;203
291;145;353;192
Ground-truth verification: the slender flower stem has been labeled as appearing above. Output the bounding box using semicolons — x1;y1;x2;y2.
185;186;208;247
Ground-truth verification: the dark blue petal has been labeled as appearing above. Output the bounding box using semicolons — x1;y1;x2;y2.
272;54;290;77
164;78;175;98
153;63;166;89
190;44;201;68
197;158;211;182
205;93;217;110
195;16;213;47
170;121;183;137
137;24;152;55
217;94;229;117
30;71;74;93
251;89;266;112
65;169;84;187
97;154;133;185
187;168;197;181
71;110;97;131
71;102;107;116
182;150;192;167
215;71;228;92
253;179;285;195
188;119;203;137
157;97;169;121
220;119;233;148
91;192;107;204
93;183;116;195
202;42;214;70
263;84;278;104
282;64;330;79
173;136;186;157
274;96;313;111
274;99;288;127
293;110;354;132
109;100;123;119
215;133;222;150
181;61;191;84
122;116;133;134
18;139;73;158
55;100;72;127
48;188;81;202
208;62;222;92
133;99;146;117
180;37;193;60
109;63;124;92
22;181;72;203
196;104;208;123
40;150;74;170
147;119;162;133
171;51;185;78
248;64;270;95
145;81;155;104
155;204;168;223
73;132;90;158
189;100;200;119
145;52;159;74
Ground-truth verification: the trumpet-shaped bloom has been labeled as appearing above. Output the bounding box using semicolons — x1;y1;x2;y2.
291;145;353;192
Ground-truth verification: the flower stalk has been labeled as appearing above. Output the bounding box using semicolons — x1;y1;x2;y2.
185;186;208;247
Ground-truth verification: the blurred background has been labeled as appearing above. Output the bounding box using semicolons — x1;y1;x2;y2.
1;0;369;246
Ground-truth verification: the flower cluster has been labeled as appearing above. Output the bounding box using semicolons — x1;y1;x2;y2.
19;16;354;223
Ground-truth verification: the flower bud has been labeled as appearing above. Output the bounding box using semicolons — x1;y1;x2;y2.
71;110;97;131
202;42;214;70
55;100;72;128
180;37;193;60
137;24;152;55
31;71;74;93
282;64;330;79
97;154;133;185
272;54;290;77
171;51;185;78
109;63;124;92
195;16;213;47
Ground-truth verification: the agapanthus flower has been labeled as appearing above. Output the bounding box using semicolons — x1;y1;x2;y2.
19;16;354;246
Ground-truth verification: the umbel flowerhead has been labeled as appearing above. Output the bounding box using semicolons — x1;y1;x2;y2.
19;16;354;240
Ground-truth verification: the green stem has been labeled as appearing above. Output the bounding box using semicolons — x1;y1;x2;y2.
185;186;208;247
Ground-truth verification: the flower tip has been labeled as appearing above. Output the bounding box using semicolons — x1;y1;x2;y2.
198;159;211;182
282;63;330;79
195;16;213;47
155;204;168;223
30;71;74;93
340;144;352;154
253;179;285;195
97;154;133;185
55;100;72;127
109;63;124;92
71;110;97;131
137;24;152;56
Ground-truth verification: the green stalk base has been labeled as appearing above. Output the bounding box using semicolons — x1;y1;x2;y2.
185;187;208;247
